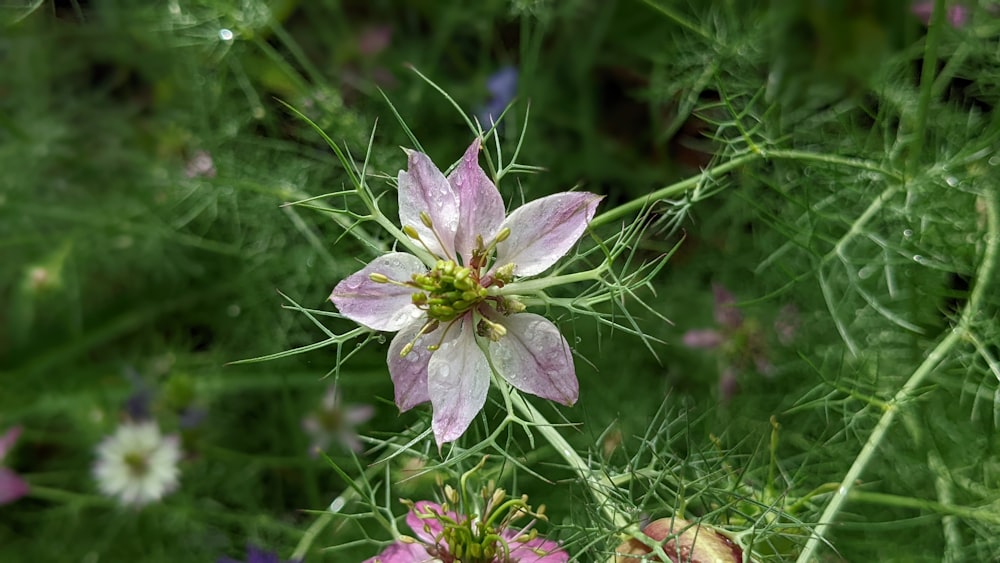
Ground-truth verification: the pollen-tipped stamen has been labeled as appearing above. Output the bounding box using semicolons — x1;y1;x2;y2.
399;319;441;358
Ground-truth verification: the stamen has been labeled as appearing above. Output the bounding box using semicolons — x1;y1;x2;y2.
398;320;440;357
368;273;390;283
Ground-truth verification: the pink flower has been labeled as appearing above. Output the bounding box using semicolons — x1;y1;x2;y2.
365;500;568;563
682;285;792;401
0;426;29;505
330;139;602;446
301;385;375;454
912;1;970;28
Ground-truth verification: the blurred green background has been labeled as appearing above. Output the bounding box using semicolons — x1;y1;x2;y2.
3;0;1000;561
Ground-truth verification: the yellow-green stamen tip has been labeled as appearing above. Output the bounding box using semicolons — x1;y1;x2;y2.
369;273;390;283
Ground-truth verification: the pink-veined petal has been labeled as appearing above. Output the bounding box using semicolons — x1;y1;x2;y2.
388;321;443;411
406;501;460;544
427;318;491;445
330;253;426;332
362;540;430;563
398;150;459;260
450;138;505;264
494;192;603;277
0;468;29;505
489;313;578;405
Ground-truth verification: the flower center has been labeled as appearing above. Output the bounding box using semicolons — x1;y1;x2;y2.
438;520;504;563
124;451;150;476
411;260;488;323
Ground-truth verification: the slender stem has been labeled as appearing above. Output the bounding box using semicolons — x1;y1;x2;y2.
908;0;945;177
498;269;601;295
846;490;1000;526
589;150;901;230
511;393;630;531
796;191;999;562
290;459;392;560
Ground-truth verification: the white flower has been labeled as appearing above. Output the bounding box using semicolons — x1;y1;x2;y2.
93;422;181;507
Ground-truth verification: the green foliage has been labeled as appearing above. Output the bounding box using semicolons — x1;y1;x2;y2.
2;1;999;562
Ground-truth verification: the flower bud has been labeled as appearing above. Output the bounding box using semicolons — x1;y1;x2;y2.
613;517;745;563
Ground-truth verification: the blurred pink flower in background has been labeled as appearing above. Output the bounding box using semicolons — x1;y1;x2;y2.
683;284;797;401
911;1;970;27
0;426;29;505
301;385;374;454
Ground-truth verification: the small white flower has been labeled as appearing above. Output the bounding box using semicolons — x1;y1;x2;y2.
93;422;181;507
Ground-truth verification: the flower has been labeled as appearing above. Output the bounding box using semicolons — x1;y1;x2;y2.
185;150;217;178
365;496;568;562
911;1;970;28
330;139;602;445
218;544;300;563
0;426;29;505
93;421;181;507
613;516;745;562
301;385;375;454
682;285;777;401
478;66;519;127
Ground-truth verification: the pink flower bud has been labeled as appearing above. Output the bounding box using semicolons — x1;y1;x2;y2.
613;517;746;563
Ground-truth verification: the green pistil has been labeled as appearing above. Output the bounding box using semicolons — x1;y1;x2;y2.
411;260;487;322
124;451;149;476
441;522;502;563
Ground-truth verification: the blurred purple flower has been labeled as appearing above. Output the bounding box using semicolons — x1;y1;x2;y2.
912;1;970;27
683;284;794;400
477;66;518;127
218;545;300;563
0;426;29;505
301;386;374;454
358;25;392;57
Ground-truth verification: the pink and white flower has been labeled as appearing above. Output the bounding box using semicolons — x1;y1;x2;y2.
365;499;568;563
330;139;602;445
301;385;375;454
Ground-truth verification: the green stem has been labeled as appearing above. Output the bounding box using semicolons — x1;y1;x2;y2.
796;191;999;562
510;393;630;531
498;269;601;295
908;0;945;177
290;461;387;561
589;150;901;230
846;490;1000;526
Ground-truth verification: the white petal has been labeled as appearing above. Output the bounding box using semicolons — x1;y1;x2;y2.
387;320;440;410
489;313;578;405
330;253;426;332
427;318;491;445
495;192;602;277
450;139;505;265
398;150;459;260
